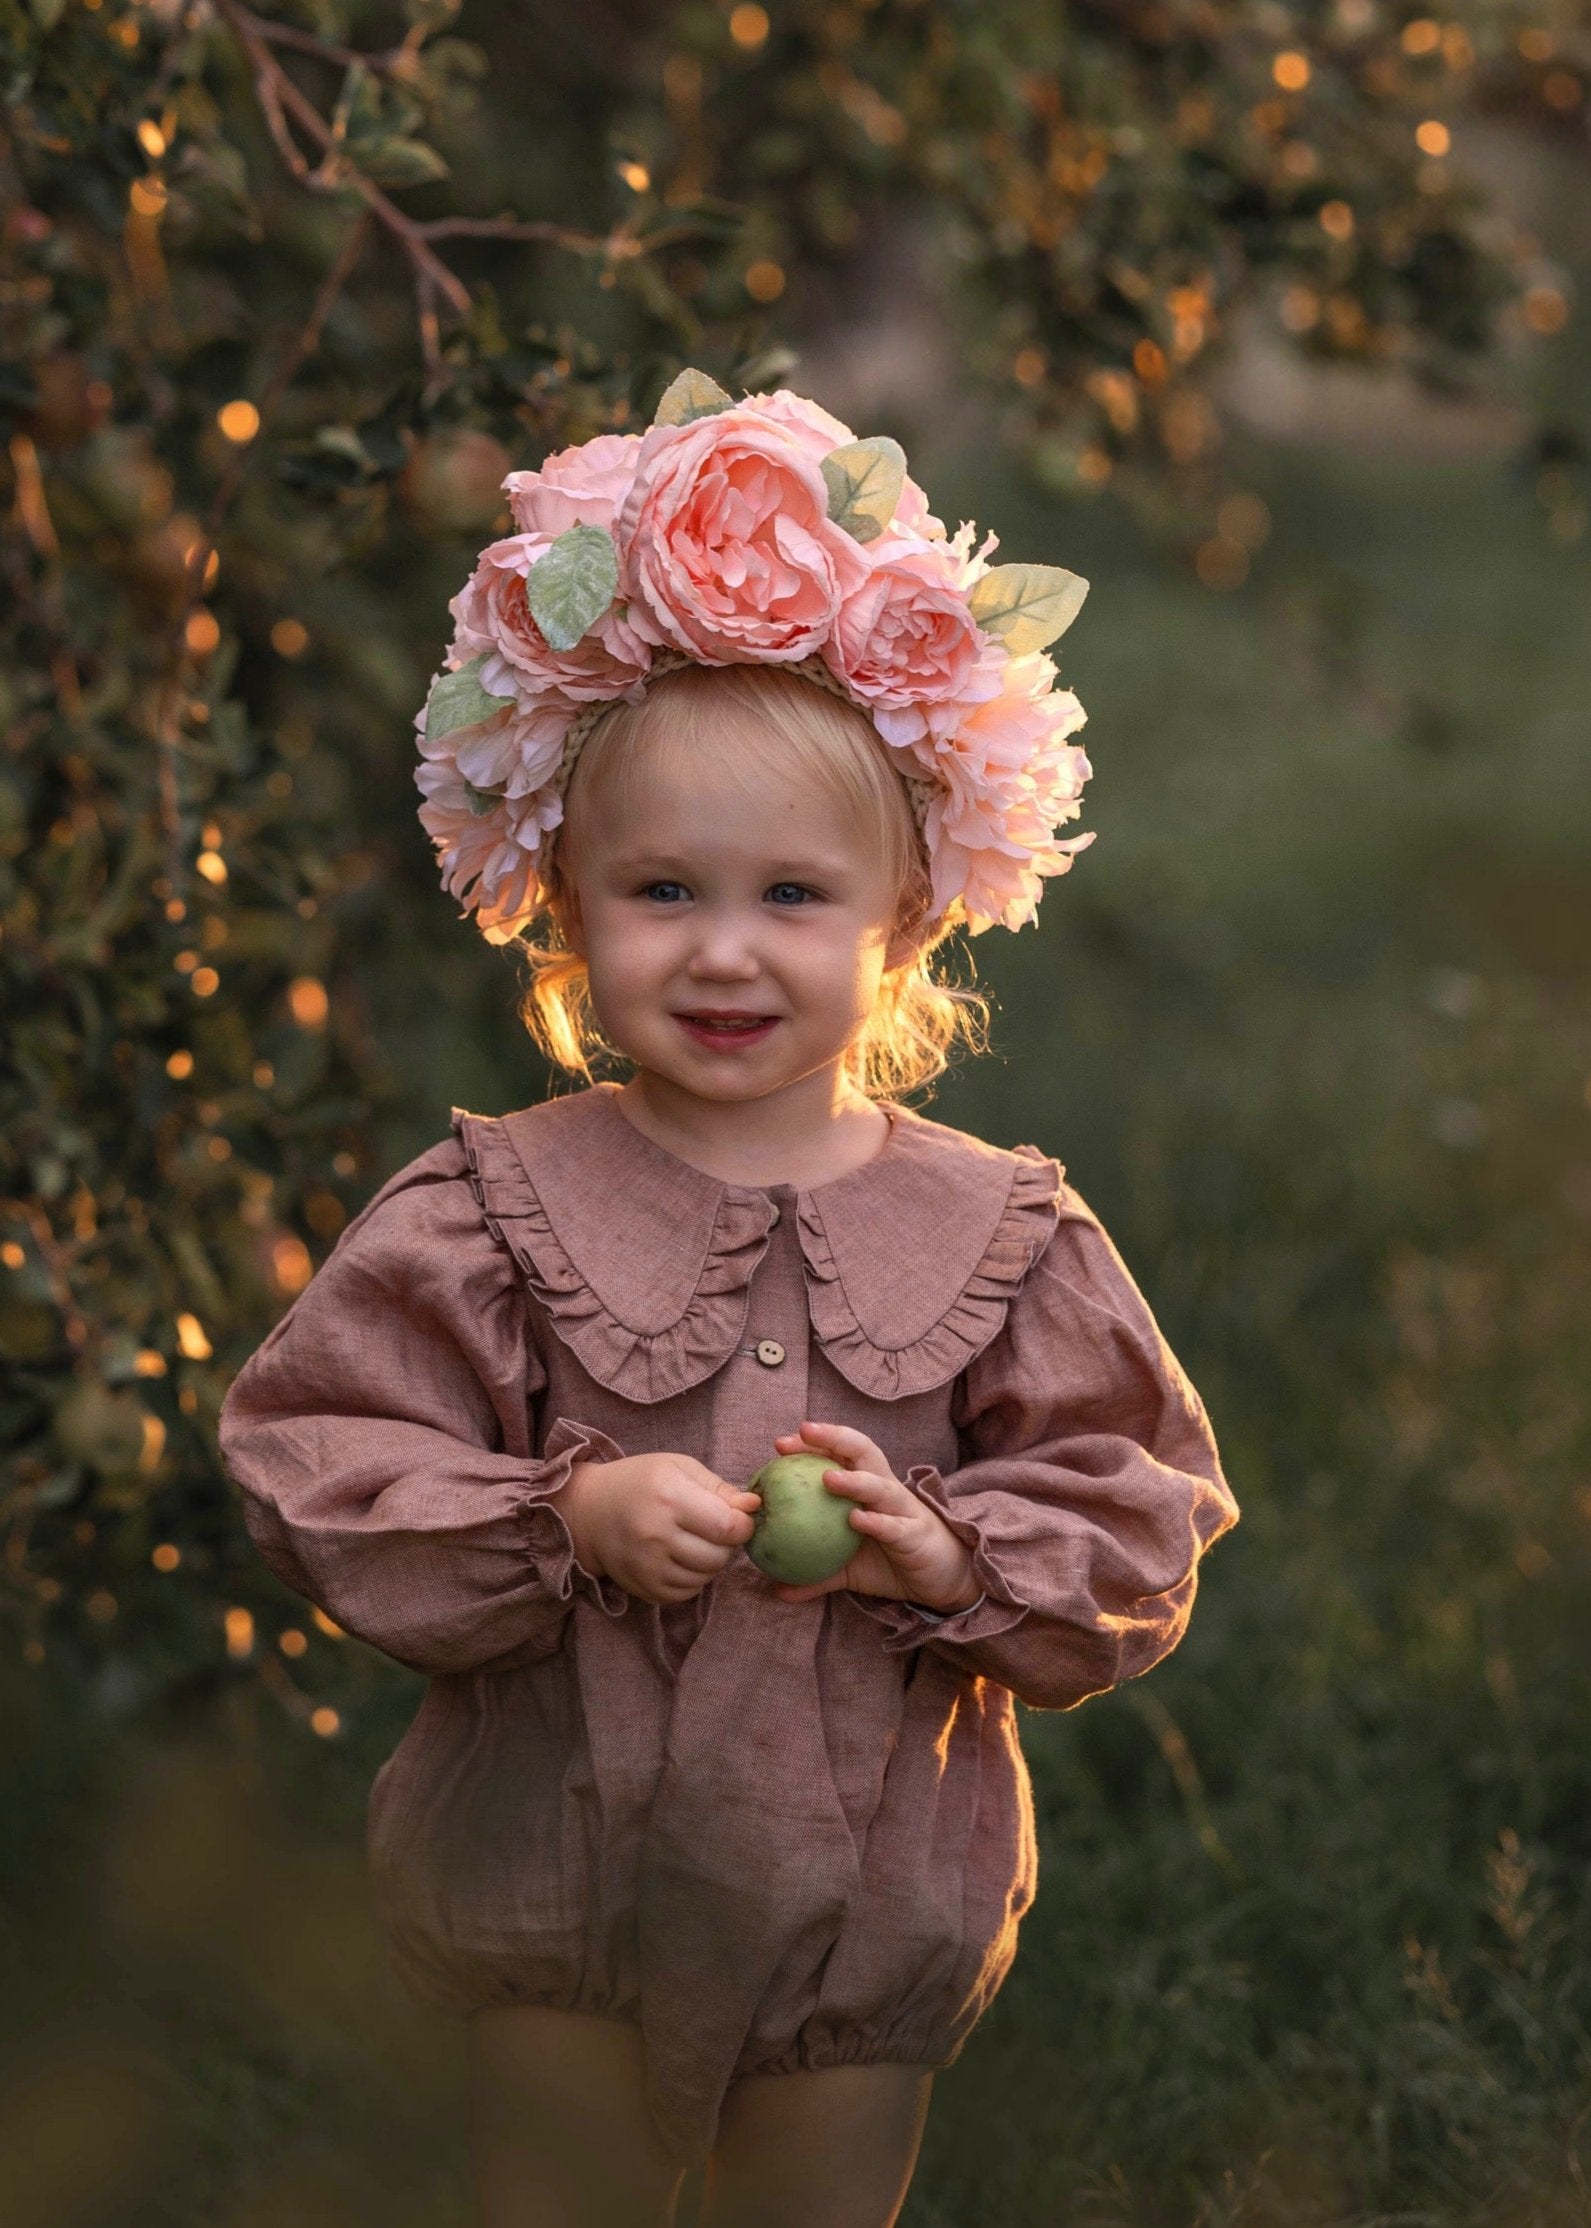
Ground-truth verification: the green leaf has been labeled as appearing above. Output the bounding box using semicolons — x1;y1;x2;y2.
652;367;735;427
355;137;451;189
462;779;499;815
820;436;906;545
524;523;619;651
424;654;514;743
967;563;1090;656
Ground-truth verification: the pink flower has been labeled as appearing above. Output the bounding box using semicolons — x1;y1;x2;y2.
415;720;566;945
822;538;984;718
503;432;642;537
613;404;869;663
912;650;1093;932
449;532;654;709
747;388;947;540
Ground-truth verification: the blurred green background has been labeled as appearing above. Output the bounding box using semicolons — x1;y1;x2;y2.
4;2;1591;2222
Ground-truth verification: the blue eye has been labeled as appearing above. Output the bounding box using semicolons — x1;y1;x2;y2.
637;879;815;905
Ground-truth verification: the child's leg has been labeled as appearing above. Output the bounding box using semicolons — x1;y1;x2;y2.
698;2064;935;2228
467;2004;689;2228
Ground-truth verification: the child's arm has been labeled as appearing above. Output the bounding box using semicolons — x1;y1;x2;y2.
217;1147;630;1677
847;1185;1238;1711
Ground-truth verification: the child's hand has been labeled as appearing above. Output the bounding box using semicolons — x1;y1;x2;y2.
563;1453;763;1607
766;1421;981;1614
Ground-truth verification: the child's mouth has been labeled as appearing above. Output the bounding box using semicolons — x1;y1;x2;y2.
675;1014;780;1051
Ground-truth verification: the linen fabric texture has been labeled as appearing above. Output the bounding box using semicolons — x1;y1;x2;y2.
217;1082;1238;2167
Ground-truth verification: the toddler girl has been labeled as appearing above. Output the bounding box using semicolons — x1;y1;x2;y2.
219;372;1238;2228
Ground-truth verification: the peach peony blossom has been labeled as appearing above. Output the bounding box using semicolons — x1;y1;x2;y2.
449;532;654;709
503;432;642;538
415;720;567;944
822;537;985;717
613;405;869;664
746;388;947;541
908;650;1092;932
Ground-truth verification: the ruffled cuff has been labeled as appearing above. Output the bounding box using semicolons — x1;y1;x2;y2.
845;1463;1030;1655
521;1414;632;1620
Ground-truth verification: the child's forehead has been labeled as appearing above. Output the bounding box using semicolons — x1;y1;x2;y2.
582;726;858;832
575;768;884;888
590;797;866;877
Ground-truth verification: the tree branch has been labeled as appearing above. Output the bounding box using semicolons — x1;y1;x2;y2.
213;0;711;355
214;0;471;317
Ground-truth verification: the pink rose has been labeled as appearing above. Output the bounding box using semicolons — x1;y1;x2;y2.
614;404;869;663
743;387;857;456
449;532;654;708
822;540;984;718
503;431;642;537
748;388;947;540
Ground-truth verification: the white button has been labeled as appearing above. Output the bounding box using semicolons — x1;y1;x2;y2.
755;1339;786;1367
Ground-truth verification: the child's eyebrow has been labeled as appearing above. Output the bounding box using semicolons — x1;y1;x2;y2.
606;851;853;879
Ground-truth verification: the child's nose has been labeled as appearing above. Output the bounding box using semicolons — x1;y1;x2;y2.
687;918;763;975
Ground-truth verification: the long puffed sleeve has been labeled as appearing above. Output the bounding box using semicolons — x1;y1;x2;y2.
849;1184;1238;1711
217;1140;630;1677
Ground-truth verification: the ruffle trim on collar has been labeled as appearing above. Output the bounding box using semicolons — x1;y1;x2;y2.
452;1107;777;1405
796;1146;1063;1401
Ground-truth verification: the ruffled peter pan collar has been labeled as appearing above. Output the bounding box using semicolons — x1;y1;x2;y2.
451;1081;1064;1405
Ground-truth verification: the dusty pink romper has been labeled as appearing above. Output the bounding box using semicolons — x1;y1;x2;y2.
218;1081;1237;2166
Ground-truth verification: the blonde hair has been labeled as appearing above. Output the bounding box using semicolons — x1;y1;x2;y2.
512;662;990;1103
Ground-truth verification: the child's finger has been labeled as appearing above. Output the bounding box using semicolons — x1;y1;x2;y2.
793;1418;893;1477
823;1466;914;1519
820;1465;881;1498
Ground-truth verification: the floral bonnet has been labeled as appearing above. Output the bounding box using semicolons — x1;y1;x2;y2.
414;369;1094;945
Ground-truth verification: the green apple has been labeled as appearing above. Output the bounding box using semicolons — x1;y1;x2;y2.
744;1450;859;1585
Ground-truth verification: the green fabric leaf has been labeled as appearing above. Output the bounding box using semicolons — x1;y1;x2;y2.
462;779;499;816
525;523;619;651
967;563;1090;656
652;367;735;426
423;654;514;743
820;436;906;545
